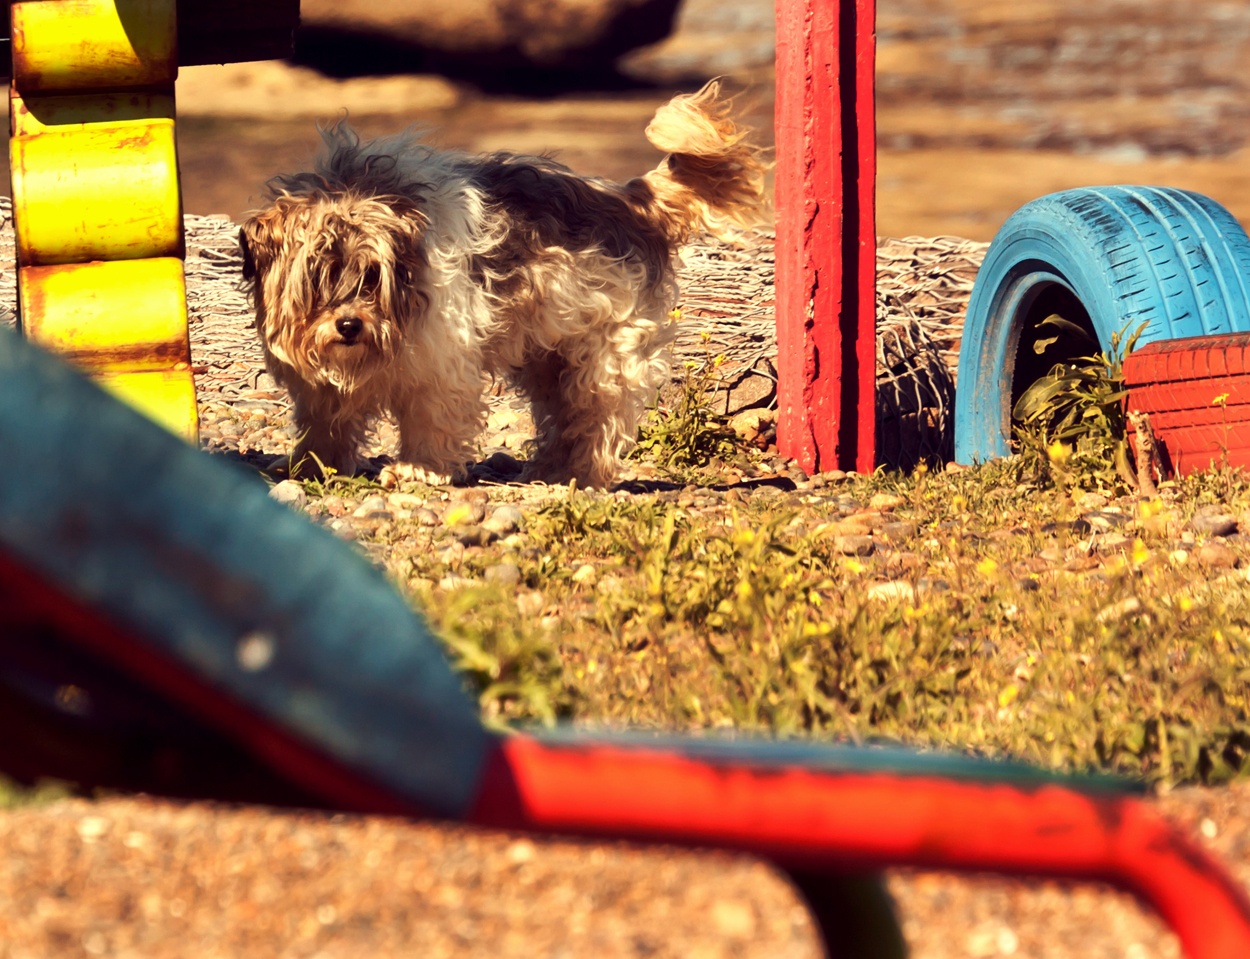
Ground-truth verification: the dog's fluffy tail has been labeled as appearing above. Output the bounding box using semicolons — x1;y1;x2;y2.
642;80;768;244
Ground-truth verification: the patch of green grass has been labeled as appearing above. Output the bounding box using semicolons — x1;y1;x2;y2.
372;460;1250;789
293;344;1250;792
424;583;578;730
630;343;747;481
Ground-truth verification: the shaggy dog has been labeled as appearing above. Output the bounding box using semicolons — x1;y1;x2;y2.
239;81;766;488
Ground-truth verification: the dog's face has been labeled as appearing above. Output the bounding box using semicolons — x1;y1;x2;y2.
239;192;428;392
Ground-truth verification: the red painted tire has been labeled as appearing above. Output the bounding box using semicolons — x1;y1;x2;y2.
1123;332;1250;475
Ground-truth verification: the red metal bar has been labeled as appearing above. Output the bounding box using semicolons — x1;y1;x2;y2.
469;737;1250;959
775;0;877;474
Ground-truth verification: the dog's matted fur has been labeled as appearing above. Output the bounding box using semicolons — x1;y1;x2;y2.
240;80;766;488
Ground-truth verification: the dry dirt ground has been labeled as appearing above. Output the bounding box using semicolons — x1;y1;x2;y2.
6;1;1250;957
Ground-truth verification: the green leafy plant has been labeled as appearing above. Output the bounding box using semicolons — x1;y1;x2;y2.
426;585;576;730
632;329;742;475
1012;315;1145;492
327;452;1250;788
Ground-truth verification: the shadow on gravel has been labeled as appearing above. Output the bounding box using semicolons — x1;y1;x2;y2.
210;448;799;496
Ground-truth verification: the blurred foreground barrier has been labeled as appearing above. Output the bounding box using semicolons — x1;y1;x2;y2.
0;325;1247;959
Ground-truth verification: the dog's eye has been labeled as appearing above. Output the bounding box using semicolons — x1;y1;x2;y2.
363;265;382;289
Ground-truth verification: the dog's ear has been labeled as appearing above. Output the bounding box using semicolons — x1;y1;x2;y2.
238;208;286;285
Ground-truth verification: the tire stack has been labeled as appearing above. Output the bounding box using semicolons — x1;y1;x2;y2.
956;185;1250;475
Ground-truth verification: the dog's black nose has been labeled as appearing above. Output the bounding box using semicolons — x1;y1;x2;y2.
335;315;364;342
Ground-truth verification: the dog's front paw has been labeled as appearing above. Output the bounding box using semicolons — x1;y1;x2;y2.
379;462;453;489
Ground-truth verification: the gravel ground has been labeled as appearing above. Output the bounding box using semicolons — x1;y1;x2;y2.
0;785;1246;959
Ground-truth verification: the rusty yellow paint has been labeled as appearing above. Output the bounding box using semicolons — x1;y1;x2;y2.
11;89;175;136
11;107;183;265
11;0;177;93
95;369;199;444
18;258;190;372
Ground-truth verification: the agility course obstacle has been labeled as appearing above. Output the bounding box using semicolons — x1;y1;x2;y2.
774;0;877;475
4;0;298;443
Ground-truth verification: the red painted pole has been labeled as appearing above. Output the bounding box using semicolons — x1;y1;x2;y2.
775;0;877;474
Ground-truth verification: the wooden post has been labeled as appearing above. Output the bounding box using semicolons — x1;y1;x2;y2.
775;0;877;474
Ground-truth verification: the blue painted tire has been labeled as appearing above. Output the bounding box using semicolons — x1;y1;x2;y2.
954;185;1250;463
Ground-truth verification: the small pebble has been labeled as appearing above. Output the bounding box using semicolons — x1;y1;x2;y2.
327;519;356;541
483;505;525;535
1190;511;1239;538
516;590;545;617
1076;510;1129;533
868;492;906;511
879;520;917;543
414;507;441;527
387;492;425;510
76;816;111;843
435;542;465;566
503;432;530;450
1197;542;1238;569
454;525;499;548
268;480;306;508
1096;596;1142;623
832;534;875;556
867;580;916;603
352;496;391;520
484;562;523;586
487;407;523;431
1094;533;1132;554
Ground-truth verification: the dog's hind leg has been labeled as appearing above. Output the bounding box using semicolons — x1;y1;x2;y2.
519;338;658;490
